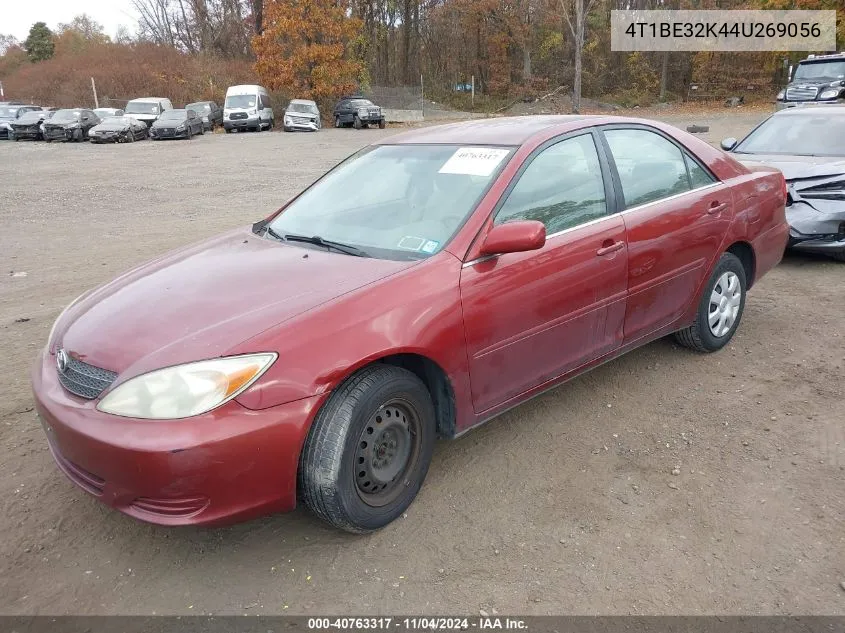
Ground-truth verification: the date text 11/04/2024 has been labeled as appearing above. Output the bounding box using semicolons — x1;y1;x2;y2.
307;617;528;630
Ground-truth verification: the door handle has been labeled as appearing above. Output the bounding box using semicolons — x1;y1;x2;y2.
596;240;625;256
707;201;728;215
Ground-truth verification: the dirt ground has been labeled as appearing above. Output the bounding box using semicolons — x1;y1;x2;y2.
1;109;843;616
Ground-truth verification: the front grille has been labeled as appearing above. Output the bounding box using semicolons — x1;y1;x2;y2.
786;86;819;101
230;112;248;120
157;128;175;136
57;354;117;399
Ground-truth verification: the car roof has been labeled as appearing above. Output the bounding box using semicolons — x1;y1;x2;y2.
290;99;316;105
129;97;166;102
380;115;597;146
186;100;212;105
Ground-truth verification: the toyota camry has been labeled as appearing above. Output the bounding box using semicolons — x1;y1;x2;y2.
33;116;789;532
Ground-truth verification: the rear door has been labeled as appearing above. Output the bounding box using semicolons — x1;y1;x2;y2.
599;125;732;344
460;131;628;413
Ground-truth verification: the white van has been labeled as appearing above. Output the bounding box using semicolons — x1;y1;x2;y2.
223;85;274;133
124;97;173;127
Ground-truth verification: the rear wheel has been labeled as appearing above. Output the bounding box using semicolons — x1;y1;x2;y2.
298;364;436;533
675;252;746;353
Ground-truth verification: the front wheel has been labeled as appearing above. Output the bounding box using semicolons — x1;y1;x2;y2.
353;115;362;130
334;116;341;128
378;119;386;129
298;365;436;533
675;252;746;353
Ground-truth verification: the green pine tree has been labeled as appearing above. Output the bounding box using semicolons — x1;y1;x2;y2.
23;22;55;62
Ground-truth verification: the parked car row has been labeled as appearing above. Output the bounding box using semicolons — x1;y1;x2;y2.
1;87;389;143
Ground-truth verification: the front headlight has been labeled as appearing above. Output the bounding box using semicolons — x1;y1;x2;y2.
176;124;186;131
97;353;277;419
776;90;785;100
819;88;841;100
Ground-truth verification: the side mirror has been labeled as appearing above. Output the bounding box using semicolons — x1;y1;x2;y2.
720;137;738;151
480;220;546;256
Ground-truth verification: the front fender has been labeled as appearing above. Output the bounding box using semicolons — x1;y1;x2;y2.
231;252;475;431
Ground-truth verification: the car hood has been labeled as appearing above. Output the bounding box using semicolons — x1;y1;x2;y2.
736;154;845;181
44;121;77;128
151;119;184;128
91;121;129;132
58;227;415;379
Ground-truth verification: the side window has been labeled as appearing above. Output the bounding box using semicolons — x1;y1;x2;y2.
604;128;691;208
685;152;716;188
495;133;608;234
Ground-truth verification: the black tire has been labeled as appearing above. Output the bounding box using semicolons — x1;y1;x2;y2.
225;127;233;134
675;252;747;353
378;119;386;129
829;251;845;262
353;115;362;130
334;116;341;128
298;364;436;533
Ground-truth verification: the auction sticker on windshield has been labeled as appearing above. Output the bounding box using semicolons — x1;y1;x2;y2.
439;147;510;176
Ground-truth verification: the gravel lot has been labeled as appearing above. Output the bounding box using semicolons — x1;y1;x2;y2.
1;110;843;616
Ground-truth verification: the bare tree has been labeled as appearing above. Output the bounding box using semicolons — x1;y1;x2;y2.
559;0;599;112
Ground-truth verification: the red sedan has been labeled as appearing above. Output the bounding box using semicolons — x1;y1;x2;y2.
32;116;789;532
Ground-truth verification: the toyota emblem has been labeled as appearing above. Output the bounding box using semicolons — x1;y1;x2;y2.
56;349;69;374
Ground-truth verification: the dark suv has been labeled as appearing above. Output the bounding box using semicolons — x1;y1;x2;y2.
333;96;385;129
776;53;845;109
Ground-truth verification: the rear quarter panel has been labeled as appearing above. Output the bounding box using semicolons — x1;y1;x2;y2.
723;165;789;284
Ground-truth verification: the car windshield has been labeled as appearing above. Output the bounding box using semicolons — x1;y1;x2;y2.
159;110;186;120
793;60;845;82
267;144;514;260
0;106;21;118
126;101;159;114
102;116;132;125
225;94;256;109
187;103;211;113
288;103;314;113
350;99;374;107
51;109;81;122
734;113;845;157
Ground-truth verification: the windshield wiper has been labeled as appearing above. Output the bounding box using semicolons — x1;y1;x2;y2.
267;229;370;257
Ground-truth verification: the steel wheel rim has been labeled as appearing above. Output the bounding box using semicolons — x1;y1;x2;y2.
354;398;420;507
708;271;741;337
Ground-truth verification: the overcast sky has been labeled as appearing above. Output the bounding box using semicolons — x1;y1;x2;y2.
5;0;138;41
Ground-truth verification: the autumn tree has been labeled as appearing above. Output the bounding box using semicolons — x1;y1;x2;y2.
55;15;111;56
23;22;55;62
253;0;366;101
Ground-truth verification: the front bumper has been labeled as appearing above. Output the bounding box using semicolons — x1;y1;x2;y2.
31;347;324;526
284;118;319;131
224;116;260;130
0;123;13;139
43;127;76;141
90;131;131;143
150;128;189;139
10;126;41;140
786;200;845;255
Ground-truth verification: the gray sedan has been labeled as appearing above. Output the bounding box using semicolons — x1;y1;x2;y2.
723;105;845;262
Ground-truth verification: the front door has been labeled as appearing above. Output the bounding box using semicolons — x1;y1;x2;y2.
460;132;629;413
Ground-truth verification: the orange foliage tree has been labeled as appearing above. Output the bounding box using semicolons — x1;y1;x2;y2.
253;0;367;102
